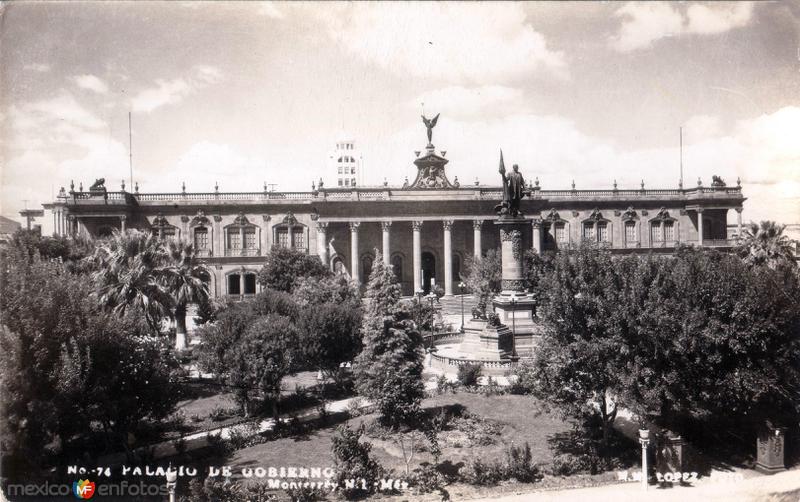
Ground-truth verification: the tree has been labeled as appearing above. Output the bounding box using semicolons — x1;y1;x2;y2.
228;315;298;418
297;302;362;388
161;239;211;350
530;243;628;448
618;247;800;433
292;274;360;308
462;248;501;316
522;249;555;305
90;229;174;330
353;253;424;428
739;220;797;271
0;245;177;475
257;246;331;293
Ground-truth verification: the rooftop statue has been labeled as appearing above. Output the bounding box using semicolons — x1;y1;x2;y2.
89;178;107;192
421;113;439;145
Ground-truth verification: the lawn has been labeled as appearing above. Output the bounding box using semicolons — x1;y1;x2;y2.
224;392;584;492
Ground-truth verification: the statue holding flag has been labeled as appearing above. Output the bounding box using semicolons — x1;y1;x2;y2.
495;150;526;217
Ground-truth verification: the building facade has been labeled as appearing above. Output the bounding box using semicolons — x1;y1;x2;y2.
44;126;746;299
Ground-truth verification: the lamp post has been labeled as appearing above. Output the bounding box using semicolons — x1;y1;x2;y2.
427;292;437;351
509;292;518;360
639;428;650;491
166;466;178;502
458;281;466;332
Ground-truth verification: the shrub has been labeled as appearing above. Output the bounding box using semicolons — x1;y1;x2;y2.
331;424;384;500
504;442;541;483
509;359;537;395
407;464;447;496
457;363;482;387
347;396;366;418
459;458;504;486
481;376;505;396
436;374;458;395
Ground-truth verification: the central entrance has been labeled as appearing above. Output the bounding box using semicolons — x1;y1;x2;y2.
421;251;436;294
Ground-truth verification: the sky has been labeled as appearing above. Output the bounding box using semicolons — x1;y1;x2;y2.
1;1;799;233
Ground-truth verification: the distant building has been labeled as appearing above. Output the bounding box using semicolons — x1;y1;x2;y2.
0;215;22;245
329;137;362;188
43;117;747;298
784;223;800;259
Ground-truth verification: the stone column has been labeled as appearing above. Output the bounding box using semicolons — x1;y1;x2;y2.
499;228;524;293
120;215;127;232
287;224;294;250
473;219;483;259
736;208;743;241
443;220;454;296
697;208;704;246
381;221;391;265
532;218;542;254
316;222;328;265
412;220;423;293
68;215;76;237
350;222;360;284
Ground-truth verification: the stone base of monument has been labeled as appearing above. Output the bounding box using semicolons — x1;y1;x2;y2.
492;293;540;358
458;318;513;361
756;424;787;474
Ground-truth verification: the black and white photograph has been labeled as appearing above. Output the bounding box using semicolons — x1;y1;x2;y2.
1;1;799;501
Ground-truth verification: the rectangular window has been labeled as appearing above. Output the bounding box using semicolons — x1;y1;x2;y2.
338;179;343;186
625;221;636;242
597;222;608;242
243;227;256;249
583;223;595;241
162;227;176;240
351;178;356;186
650;222;663;242
244;274;256;295
194;227;208;249
351;167;356;174
554;223;566;243
345;179;350;186
292;231;304;250
338;167;342;174
228;274;240;295
227;229;241;249
664;221;675;241
276;228;289;248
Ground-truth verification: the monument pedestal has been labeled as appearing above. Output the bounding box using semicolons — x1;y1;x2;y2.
458;318;512;361
492;292;538;358
756;423;787;474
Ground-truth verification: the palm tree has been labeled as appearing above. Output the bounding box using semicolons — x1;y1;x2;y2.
91;230;174;330
161;239;211;350
739;221;797;270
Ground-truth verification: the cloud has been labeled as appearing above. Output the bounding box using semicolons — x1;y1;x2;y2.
256;1;284;19
23;63;51;72
131;65;223;113
2;91;128;216
611;2;755;52
363;106;798;224
412;86;524;119
683;114;721;141
312;3;566;85
71;74;109;94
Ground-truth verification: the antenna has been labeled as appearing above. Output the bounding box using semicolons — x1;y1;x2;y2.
128;112;133;189
679;126;683;189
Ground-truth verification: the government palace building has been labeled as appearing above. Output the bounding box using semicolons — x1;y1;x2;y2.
43;119;746;299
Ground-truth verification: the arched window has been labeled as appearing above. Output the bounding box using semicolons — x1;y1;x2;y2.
151;213;178;240
621;207;638;247
361;254;374;284
194;226;209;253
582;208;610;244
225;213;259;257
543;209;568;249
274;212;306;252
649;208;678;246
391;254;403;281
227;271;257;296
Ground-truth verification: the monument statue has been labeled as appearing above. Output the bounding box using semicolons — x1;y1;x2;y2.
494;151;526;217
421;113;440;145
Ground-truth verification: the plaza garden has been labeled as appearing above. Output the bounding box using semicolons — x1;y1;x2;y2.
1;223;799;501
